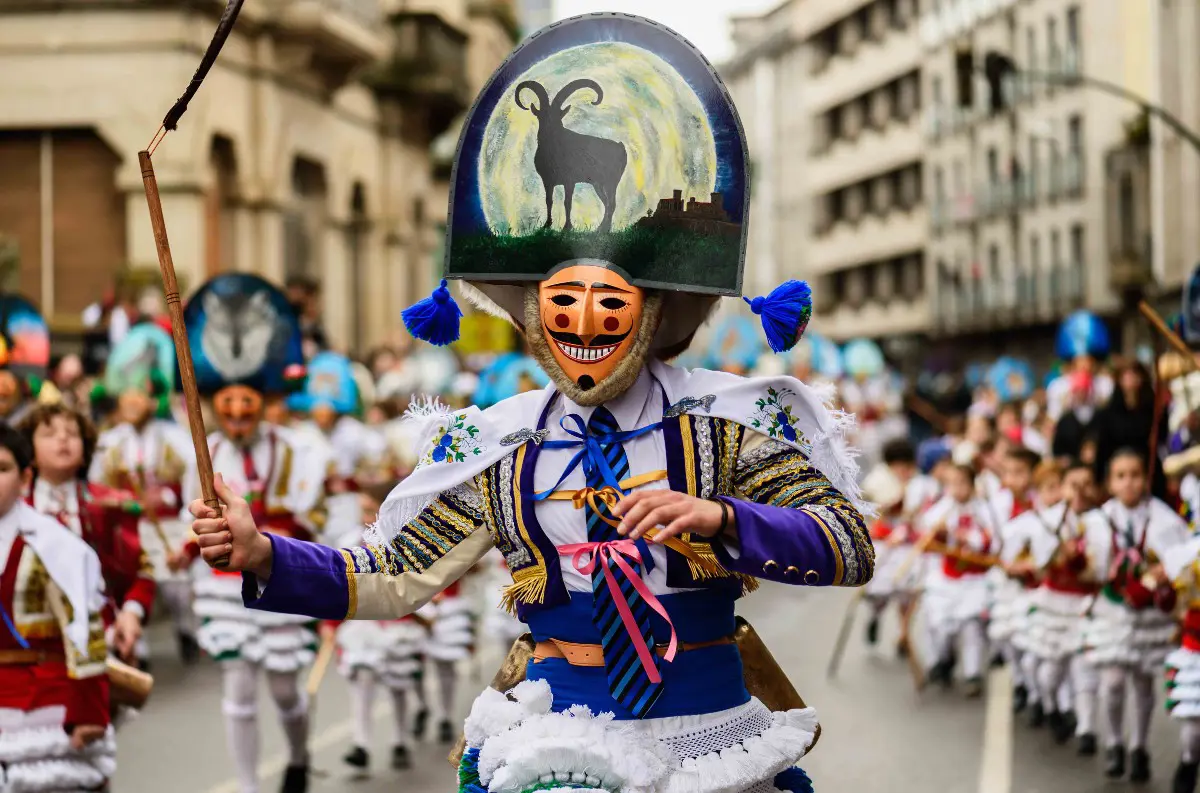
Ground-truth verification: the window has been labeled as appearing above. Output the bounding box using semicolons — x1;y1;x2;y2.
934;166;946;205
1026;26;1037;70
1070;223;1084;267
1029;234;1041;306
932;75;943;109
987;147;999;184
1028;135;1040;195
953;160;964;196
1047;17;1059;68
1066;6;1080;47
987;244;1000;308
955;49;974;109
1050;227;1062;300
1118;173;1136;253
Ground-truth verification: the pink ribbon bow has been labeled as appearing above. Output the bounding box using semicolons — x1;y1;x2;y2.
558;540;678;684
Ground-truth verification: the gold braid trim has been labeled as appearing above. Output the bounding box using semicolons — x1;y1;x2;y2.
499;566;547;614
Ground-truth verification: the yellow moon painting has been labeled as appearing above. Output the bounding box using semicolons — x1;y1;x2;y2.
479;42;718;236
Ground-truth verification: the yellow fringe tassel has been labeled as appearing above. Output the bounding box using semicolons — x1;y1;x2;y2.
499;568;548;615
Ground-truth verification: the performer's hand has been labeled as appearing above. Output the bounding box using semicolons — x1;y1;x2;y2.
69;724;106;750
189;474;274;580
318;622;338;642
613;490;733;543
165;549;189;573
112;609;142;662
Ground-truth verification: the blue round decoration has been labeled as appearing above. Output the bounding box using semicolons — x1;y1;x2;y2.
1055;310;1110;361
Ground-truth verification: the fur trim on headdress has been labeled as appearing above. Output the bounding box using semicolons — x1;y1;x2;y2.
524;286;663;408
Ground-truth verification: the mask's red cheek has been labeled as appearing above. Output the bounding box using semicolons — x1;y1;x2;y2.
554;314;570;328
603;317;619;332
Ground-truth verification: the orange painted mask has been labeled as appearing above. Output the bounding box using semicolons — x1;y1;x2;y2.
213;385;265;442
0;372;20;419
538;264;643;391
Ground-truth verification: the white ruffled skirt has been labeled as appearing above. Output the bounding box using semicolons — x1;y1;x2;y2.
1083;596;1176;674
923;574;990;634
1016;587;1092;660
194;570;317;672
461;680;817;793
986;575;1033;645
0;706;116;792
864;543;921;598
336;620;426;690
1167;646;1200;720
426;596;477;662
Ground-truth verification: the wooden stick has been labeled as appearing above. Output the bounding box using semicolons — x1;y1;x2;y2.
1139;300;1200;372
305;633;336;697
139;150;229;569
825;587;864;679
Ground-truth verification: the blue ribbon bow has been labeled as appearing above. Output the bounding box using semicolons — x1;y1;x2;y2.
533;413;663;500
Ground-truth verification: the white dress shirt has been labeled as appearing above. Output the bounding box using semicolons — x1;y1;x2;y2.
0;505;21;574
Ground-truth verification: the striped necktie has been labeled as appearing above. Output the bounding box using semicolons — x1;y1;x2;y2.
585;406;663;718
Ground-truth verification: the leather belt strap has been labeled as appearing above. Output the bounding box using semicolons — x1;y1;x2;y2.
533;635;735;667
0;649;65;665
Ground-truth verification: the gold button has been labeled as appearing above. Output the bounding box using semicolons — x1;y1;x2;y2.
785;565;800;579
763;560;779;573
803;569;820;585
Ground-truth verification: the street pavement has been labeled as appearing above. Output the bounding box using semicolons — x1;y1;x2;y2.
115;583;1185;793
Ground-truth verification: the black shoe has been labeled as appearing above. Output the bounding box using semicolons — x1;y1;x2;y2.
413;707;429;740
927;659;953;689
1047;711;1072;745
391;745;411;770
1012;684;1028;714
990;652;1005;669
178;632;200;666
1077;733;1098;757
865;616;879;646
342;746;368;769
280;765;309;793
963;676;984;698
1028;701;1045;728
1106;745;1128;779
438;719;454;744
1174;760;1199;793
1130;748;1151;783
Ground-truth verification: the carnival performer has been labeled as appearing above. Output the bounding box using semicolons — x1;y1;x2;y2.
21;403;155;667
0;424;115;792
328;482;430;775
1162;534;1200;793
1046;311;1113;424
181;273;329;793
291;352;390;543
88;324;200;664
0;295;53;428
986;446;1039;715
191;15;873;793
920;463;997;695
862;440;923;654
1083;449;1189;782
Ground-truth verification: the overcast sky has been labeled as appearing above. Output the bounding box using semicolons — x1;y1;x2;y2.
552;0;781;63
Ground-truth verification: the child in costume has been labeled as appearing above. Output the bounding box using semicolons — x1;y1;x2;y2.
987;446;1039;715
21;404;155;667
862;439;923;654
290;352;390;543
1083;449;1189;782
329;482;430;775
192;15;873;793
1162;533;1200;793
180;274;330;793
88;324;200;664
0;424;114;791
920;463;997;695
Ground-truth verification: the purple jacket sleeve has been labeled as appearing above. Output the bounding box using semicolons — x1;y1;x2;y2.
242;534;351;620
713;498;841;586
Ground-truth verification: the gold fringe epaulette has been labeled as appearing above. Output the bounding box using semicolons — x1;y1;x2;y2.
500;567;547;614
685;541;759;595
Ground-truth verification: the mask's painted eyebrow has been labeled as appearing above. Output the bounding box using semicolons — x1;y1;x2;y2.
592;283;633;293
546;281;586;289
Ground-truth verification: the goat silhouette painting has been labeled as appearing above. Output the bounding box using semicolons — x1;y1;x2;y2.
444;13;749;295
514;78;627;233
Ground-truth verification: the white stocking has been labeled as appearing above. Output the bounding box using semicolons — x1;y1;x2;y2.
959;620;986;679
1100;666;1128;749
1072;655;1099;736
221;660;261;793
267;670;310;767
349;669;375;749
1057;676;1074;714
159;579;198;636
390;687;412;748
434;659;457;719
1036;658;1068;713
1128;669;1156;751
1181;719;1200;763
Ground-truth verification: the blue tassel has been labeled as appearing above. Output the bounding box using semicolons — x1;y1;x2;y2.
774;767;815;793
744;279;813;354
402;279;462;346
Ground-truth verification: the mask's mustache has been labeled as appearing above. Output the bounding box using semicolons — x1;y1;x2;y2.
544;327;630;347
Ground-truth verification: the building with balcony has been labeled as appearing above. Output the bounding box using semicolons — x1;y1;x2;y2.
724;0;927;347
0;0;516;354
920;0;1151;357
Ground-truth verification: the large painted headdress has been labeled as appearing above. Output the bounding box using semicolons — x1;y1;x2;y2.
93;323;176;417
288;352;358;415
183;273;305;396
0;295;50;384
1055;310;1110;361
402;14;811;388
